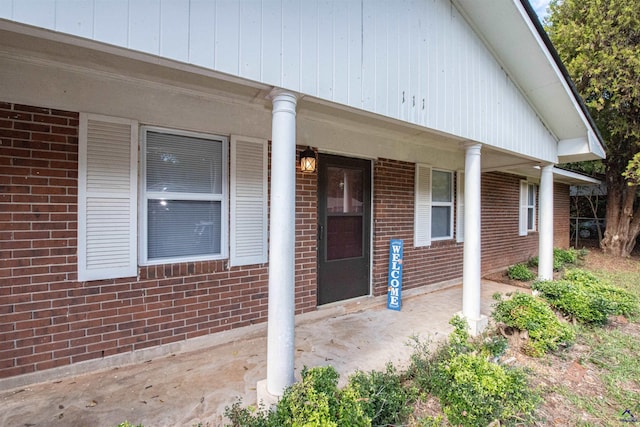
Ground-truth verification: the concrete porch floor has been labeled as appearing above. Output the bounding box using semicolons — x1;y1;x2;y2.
0;280;520;427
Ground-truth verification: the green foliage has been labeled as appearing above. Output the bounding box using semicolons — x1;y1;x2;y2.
481;334;509;359
116;423;144;427
533;269;639;324
554;248;580;265
345;363;414;426
225;366;370;427
224;400;272;427
547;0;640;256
430;353;539;426
528;247;582;272
507;263;535;281
409;317;540;426
492;292;575;357
273;365;369;427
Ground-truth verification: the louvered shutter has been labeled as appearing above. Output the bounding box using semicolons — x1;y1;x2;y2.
456;171;465;243
414;164;432;247
519;180;528;236
78;114;138;281
230;136;268;266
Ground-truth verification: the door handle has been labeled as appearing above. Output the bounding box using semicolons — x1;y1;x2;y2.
318;224;324;241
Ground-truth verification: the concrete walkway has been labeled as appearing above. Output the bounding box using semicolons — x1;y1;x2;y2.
0;280;519;427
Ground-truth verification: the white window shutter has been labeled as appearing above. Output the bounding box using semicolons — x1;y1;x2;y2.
519;180;528;236
456;171;465;243
78;114;138;281
230;136;268;266
414;164;432;247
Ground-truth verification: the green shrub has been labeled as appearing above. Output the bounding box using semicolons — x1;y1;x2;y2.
224;400;272;427
430;353;539;426
492;292;575;357
272;365;369;427
507;263;535;281
116;423;144;427
528;248;583;272
554;248;580;265
345;363;414;426
410;317;539;426
225;366;371;427
533;269;639;325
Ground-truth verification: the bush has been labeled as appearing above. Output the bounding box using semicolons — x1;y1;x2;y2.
430;353;538;426
528;247;583;272
273;365;369;427
345;363;414;426
409;317;539;426
492;292;575;357
533;269;639;325
507;263;535;281
225;366;370;427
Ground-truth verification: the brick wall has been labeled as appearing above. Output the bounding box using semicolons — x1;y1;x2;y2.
554;182;571;249
0;102;317;380
372;159;464;296
0;101;573;381
295;147;318;313
480;172;540;272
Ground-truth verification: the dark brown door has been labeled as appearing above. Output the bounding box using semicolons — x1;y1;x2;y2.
318;154;371;305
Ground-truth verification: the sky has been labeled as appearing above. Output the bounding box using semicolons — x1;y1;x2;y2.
531;0;551;21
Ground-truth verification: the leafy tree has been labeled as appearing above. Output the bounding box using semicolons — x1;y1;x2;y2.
546;0;640;256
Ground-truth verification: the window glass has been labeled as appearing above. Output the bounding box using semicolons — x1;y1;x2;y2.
432;206;452;238
146;132;223;194
143;128;226;262
326;167;363;213
431;170;453;239
148;200;221;258
432;170;452;202
527;184;536;231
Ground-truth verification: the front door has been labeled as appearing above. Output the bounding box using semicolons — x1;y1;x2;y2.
317;154;371;305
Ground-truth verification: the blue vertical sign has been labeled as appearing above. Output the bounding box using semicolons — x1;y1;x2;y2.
387;239;404;311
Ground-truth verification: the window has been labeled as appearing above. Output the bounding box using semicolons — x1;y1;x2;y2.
141;127;228;264
431;169;453;239
519;180;537;235
414;165;454;246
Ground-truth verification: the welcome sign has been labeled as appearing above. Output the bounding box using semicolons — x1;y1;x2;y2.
387;239;404;311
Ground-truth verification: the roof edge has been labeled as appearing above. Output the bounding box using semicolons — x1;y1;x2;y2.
518;0;607;153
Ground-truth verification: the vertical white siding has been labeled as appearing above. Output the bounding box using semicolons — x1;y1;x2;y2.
0;0;557;162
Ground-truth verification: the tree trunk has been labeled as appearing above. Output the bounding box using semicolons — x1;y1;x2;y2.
601;175;640;257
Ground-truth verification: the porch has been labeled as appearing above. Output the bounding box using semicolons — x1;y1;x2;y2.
0;280;521;427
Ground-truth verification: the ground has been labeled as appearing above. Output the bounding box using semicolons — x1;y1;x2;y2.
464;250;640;426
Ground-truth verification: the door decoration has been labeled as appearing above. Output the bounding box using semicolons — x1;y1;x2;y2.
387;239;404;311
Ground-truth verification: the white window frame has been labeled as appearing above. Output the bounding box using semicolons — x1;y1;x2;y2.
139;126;229;265
431;168;454;241
456;170;465;243
527;183;537;232
519;180;537;235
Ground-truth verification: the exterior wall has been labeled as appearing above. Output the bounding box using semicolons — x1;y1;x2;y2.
554;182;571;249
372;159;464;296
0;100;571;382
480;172;539;272
0;102;317;380
0;0;558;163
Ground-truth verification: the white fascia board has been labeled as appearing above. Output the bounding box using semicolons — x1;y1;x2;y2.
452;0;606;160
553;167;601;185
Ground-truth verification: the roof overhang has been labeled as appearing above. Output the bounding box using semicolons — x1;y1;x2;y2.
552;168;602;185
452;0;606;163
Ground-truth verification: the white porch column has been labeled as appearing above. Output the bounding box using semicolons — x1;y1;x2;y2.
266;90;297;396
462;143;487;335
538;164;554;281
